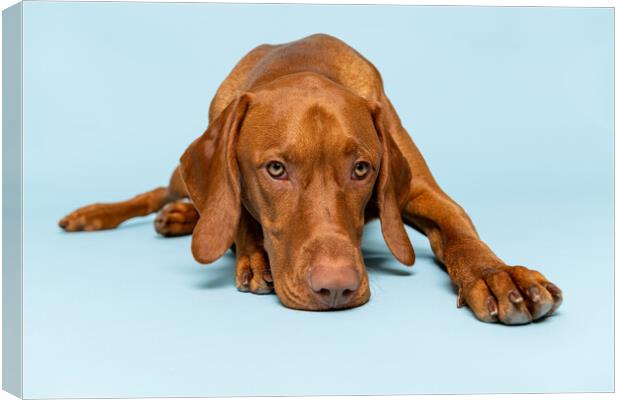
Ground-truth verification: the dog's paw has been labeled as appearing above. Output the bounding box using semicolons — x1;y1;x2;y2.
460;265;562;325
154;201;199;237
235;248;274;294
59;204;122;231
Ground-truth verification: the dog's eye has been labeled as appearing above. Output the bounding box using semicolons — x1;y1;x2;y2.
352;162;370;180
266;161;287;179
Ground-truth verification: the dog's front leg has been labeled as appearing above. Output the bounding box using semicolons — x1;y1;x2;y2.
403;187;562;324
234;207;273;294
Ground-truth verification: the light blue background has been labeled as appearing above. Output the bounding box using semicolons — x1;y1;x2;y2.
20;2;613;398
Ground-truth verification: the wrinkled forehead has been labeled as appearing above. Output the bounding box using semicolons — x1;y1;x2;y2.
238;85;381;163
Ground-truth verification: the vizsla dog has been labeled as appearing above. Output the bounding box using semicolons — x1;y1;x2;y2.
59;34;562;324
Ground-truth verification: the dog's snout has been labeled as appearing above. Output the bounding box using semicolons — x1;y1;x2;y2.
308;260;360;308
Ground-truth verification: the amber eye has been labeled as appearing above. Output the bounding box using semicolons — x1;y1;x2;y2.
266;161;287;179
352;162;370;180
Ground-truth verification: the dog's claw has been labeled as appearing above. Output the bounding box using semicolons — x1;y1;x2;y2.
508;290;523;304
546;283;562;298
528;286;541;302
456;287;464;308
241;271;252;287
545;282;563;316
486;297;498;316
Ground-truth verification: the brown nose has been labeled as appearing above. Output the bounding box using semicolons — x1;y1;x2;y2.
308;261;360;308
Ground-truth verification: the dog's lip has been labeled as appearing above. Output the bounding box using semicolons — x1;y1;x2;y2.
291;294;370;311
276;281;370;311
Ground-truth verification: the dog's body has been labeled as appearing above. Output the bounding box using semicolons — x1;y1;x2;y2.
60;34;562;323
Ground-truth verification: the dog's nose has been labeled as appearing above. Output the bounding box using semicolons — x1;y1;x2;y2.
308;261;360;308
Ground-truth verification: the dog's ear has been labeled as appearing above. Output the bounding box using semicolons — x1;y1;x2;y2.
369;101;415;266
179;93;252;264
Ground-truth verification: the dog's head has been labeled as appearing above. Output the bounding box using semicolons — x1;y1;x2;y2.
180;73;413;310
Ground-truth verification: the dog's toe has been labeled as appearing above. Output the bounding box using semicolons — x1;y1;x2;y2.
154;201;198;237
235;249;273;294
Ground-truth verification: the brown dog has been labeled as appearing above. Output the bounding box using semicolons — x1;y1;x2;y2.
59;34;562;323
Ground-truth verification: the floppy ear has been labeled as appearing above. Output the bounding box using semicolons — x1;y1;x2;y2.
369;102;415;266
179;94;252;264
